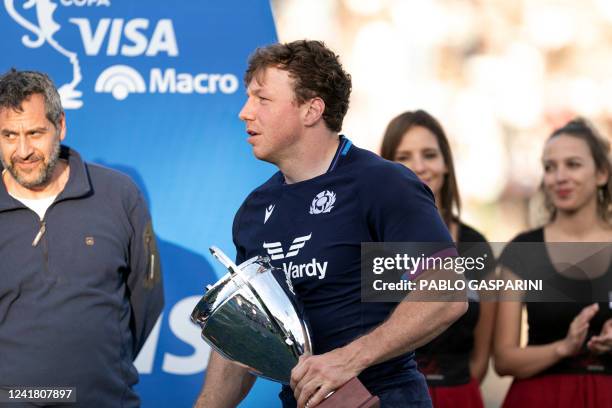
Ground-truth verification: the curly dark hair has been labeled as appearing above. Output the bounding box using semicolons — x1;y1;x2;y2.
0;68;63;129
244;40;352;133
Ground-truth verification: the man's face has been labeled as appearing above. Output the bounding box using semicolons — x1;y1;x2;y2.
238;67;305;163
0;93;65;190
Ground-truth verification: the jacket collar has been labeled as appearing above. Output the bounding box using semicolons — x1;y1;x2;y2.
0;145;91;212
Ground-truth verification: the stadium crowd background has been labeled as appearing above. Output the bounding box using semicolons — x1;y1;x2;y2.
270;0;612;406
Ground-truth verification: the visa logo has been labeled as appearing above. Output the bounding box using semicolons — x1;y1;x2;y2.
135;296;210;375
70;18;178;57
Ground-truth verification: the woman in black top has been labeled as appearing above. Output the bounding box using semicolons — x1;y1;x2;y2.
381;109;496;408
494;118;612;408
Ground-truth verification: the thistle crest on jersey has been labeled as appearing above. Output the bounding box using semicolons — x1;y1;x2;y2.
309;190;336;214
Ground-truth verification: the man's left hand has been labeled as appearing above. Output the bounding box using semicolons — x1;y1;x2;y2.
290;347;361;408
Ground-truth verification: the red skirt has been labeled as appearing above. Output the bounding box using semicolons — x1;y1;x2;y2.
502;374;612;408
428;378;484;408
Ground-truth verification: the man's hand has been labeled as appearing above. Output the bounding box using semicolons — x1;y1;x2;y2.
588;318;612;354
290;348;361;408
287;290;465;408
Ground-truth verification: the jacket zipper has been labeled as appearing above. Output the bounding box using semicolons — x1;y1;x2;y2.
32;221;46;247
149;253;155;280
19;191;65;277
144;229;156;281
31;201;57;275
32;217;49;275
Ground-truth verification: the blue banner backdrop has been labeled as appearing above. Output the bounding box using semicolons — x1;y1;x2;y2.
1;0;280;406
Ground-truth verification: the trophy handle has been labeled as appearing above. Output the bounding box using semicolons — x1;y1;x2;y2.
209;246;241;276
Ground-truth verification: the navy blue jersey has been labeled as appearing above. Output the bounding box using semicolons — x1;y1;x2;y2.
232;137;453;394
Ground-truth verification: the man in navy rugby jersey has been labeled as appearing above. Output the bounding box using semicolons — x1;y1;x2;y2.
195;40;467;408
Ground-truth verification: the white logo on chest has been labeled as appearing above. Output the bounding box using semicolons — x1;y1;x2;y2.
263;233;311;260
309;190;336;214
264;204;275;224
262;233;327;283
282;259;327;281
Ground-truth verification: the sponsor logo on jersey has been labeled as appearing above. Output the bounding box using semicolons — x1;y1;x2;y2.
263;233;311;260
282;258;327;281
309;190;335;214
262;233;327;288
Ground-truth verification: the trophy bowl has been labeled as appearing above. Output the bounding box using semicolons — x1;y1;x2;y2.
191;247;312;384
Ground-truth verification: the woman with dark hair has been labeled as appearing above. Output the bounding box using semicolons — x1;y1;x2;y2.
381;110;495;407
494;118;612;408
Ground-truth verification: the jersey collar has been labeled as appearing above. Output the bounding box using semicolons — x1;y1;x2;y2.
326;135;352;173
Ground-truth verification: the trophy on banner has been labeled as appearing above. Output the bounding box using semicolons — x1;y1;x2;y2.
4;0;84;108
191;246;380;408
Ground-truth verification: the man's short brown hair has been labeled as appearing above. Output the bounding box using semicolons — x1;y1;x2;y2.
244;40;352;133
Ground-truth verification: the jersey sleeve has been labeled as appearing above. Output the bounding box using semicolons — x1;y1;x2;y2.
127;189;164;358
360;162;453;244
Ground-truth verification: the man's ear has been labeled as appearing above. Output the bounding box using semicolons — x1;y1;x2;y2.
303;97;325;127
58;112;67;141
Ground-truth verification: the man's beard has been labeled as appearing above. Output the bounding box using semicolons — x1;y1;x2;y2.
1;138;61;190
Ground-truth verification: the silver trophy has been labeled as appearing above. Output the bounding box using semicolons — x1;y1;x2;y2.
191;246;312;384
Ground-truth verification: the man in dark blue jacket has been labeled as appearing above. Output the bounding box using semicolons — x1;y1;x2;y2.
0;69;164;407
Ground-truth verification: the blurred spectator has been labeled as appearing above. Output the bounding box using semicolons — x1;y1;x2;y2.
494;118;612;408
381;109;496;408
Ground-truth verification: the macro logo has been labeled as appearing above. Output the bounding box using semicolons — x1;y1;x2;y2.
94;65;146;100
4;0;240;107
